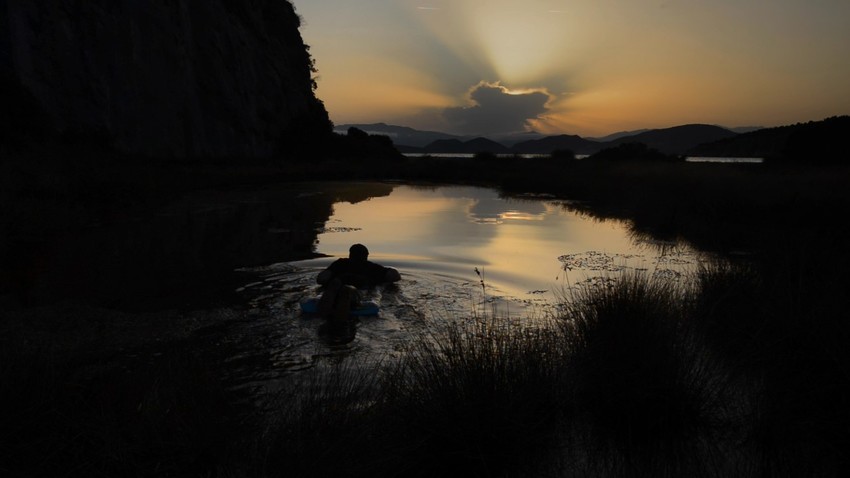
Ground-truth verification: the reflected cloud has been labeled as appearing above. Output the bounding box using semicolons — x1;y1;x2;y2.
309;184;701;299
500;211;545;221
466;195;548;224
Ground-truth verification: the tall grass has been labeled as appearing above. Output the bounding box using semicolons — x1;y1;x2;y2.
256;319;573;478
379;318;573;477
560;272;740;475
255;262;848;477
254;270;746;477
4;259;847;476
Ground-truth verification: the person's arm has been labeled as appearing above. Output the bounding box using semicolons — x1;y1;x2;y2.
317;268;334;285
383;267;401;283
317;259;343;285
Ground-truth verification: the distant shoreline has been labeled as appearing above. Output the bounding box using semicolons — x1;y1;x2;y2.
402;152;764;163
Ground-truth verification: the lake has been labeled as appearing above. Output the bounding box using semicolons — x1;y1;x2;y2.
294;184;697;303
230;183;702;382
403;153;763;163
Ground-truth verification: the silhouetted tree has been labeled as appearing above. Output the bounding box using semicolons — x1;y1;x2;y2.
780;116;850;165
588;143;681;162
473;151;498;161
550;149;576;161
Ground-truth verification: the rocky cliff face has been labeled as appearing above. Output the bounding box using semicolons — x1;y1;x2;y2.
1;0;330;158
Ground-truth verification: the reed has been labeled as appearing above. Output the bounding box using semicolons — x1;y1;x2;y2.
379;317;573;476
557;272;739;475
5;148;849;475
6;259;848;476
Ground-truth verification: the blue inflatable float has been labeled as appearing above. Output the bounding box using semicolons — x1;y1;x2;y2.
299;298;380;316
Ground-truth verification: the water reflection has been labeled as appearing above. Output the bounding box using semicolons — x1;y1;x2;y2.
296;185;698;304
225;183;704;390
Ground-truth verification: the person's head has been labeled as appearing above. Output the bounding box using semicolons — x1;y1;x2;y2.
349;243;369;262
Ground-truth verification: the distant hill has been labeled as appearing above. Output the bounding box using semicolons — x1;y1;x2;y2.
588;129;651;142
512;134;600;155
420;139;466;153
335;123;460;148
421;137;514;154
512;125;736;155
490;131;546;147
608;124;737;155
729;126;764;134
687;126;790;158
338;123;548;149
689;116;850;163
357;118;846;160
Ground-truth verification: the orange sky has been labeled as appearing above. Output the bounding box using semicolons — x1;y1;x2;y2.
293;0;850;137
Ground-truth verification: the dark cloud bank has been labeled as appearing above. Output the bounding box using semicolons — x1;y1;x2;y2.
442;83;551;135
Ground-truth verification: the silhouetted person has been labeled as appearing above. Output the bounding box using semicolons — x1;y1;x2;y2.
316;244;400;321
317;244;400;287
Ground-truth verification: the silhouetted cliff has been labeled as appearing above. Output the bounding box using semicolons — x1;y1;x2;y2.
1;0;330;158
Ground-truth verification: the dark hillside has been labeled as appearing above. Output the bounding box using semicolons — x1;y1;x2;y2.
781;116;850;164
588;129;651;142
609;124;737;155
513;134;600;155
513;125;736;155
689;116;850;163
336;123;460;148
422;139;467;153
464;137;515;154
422;137;513;154
689;123;802;158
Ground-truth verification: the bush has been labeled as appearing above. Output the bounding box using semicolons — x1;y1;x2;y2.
560;272;733;473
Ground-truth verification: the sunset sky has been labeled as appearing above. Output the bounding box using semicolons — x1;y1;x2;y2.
292;0;850;137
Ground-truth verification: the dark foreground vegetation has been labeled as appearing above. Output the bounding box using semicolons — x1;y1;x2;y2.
4;262;848;477
261;264;849;477
3;132;849;476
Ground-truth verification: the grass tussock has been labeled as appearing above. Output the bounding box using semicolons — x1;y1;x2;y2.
255;264;848;477
559;273;737;476
379;320;572;476
258;321;572;478
4;263;849;476
256;271;738;477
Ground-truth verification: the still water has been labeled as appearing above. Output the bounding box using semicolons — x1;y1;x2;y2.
229;184;701;383
404;153;763;163
294;185;695;303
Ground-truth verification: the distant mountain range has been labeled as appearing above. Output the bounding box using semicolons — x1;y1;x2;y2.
414;137;515;155
334;123;549;149
587;129;651;142
339;116;849;161
341;123;745;156
334;123;460;148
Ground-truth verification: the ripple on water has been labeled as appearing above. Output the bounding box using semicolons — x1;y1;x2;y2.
219;262;553;391
220;245;704;394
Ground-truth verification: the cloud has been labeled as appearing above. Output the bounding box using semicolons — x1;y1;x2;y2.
442;82;551;135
